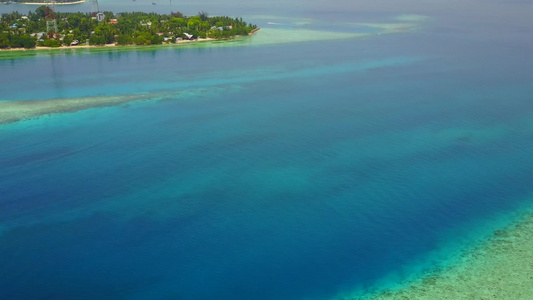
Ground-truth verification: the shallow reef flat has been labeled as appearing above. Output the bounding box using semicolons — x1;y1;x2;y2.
354;208;533;300
347;14;429;34
169;15;427;47
0;93;164;125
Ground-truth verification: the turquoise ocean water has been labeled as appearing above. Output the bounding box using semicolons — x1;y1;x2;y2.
1;1;533;299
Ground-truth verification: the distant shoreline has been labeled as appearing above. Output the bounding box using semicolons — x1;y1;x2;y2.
0;28;260;53
10;1;86;5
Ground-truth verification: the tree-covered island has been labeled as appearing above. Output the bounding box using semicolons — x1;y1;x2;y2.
0;6;258;49
1;0;84;4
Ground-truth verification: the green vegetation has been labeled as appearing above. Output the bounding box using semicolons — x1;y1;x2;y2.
0;6;258;49
0;0;81;3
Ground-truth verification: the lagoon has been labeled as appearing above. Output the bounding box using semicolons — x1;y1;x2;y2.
1;1;532;299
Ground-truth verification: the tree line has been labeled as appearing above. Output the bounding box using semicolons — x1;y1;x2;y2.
0;1;81;3
0;6;257;49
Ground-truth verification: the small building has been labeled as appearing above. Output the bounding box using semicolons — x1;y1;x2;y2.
97;13;106;23
140;21;152;27
109;19;118;24
71;40;79;46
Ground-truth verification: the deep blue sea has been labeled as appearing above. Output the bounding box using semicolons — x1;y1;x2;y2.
1;1;533;299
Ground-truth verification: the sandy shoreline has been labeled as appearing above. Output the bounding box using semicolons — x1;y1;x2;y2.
349;206;533;300
0;29;260;53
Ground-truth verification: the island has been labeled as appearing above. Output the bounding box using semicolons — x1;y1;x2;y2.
1;0;85;4
0;6;258;50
